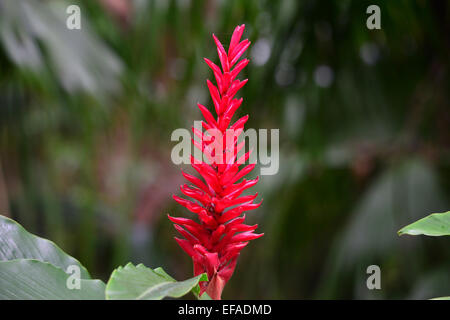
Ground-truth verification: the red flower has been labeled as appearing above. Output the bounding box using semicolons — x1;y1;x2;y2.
169;24;262;300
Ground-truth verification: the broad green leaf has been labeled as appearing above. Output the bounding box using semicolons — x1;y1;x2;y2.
431;297;450;300
153;266;211;299
0;259;105;300
153;267;175;281
0;214;91;278
105;263;207;300
398;211;450;236
137;275;207;300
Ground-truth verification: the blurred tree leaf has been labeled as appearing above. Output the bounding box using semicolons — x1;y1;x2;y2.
0;259;105;299
105;262;207;300
0;214;91;279
0;0;122;95
336;159;446;265
318;158;449;298
398;212;450;237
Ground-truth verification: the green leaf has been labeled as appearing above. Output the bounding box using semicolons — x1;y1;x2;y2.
430;296;450;300
0;214;91;279
105;263;207;300
153;267;175;281
194;287;212;300
398;211;450;237
198;293;212;300
0;259;105;300
152;267;211;299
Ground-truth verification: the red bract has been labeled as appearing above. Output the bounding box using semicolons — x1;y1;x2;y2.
168;24;263;300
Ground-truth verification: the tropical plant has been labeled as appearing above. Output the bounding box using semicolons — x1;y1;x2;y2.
1;0;449;300
0;214;207;300
169;24;262;300
398;211;450;300
0;24;260;300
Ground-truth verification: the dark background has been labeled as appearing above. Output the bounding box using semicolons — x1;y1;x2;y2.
0;0;449;299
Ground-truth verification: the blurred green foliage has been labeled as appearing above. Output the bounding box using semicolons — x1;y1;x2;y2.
0;0;449;299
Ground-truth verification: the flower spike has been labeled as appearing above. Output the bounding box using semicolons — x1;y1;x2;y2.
170;25;262;300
